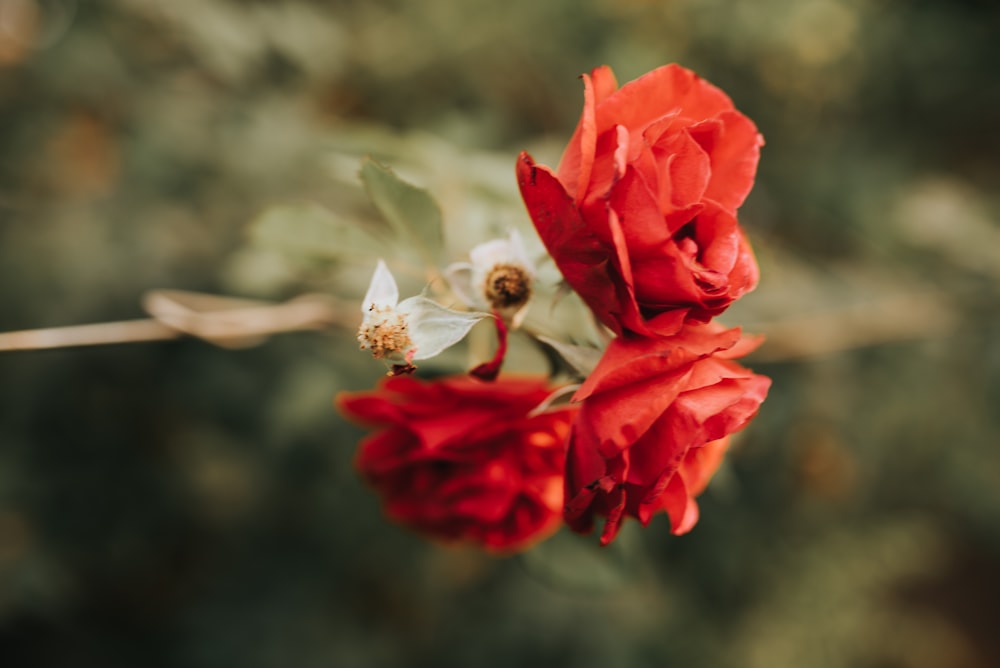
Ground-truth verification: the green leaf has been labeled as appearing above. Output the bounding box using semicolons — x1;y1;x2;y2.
536;335;603;378
248;202;382;263
359;157;444;266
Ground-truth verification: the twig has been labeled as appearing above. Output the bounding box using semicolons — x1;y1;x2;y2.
0;289;955;360
0;290;351;352
0;319;182;351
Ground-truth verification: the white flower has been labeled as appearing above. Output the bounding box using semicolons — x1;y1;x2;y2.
446;230;535;318
357;260;486;366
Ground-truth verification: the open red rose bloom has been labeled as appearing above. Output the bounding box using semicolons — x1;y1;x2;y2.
340;63;770;550
517;63;763;337
338;376;576;552
564;323;771;544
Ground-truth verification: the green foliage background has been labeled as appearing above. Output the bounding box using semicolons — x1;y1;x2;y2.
1;0;999;666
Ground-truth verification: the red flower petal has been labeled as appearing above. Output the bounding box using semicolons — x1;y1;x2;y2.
681;437;730;497
558;66;619;202
660;473;700;535
656;126;713;212
688;110;764;213
594;64;734;139
469;314;509;381
517;63;763;337
563;322;769;543
575;324;741;401
338;375;577;553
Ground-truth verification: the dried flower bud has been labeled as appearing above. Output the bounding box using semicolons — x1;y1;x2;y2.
484;263;533;311
446;230;536;318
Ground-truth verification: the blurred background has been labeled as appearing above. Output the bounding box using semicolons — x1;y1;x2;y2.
1;0;999;666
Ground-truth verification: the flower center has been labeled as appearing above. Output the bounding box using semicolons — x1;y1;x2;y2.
357;305;412;360
483;263;532;310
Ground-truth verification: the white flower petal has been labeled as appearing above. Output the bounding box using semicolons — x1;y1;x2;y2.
469;239;510;267
469;238;513;271
507;229;535;274
397;296;487;361
444;262;483;309
361;259;399;312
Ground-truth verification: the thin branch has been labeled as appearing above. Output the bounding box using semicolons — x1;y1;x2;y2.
0;290;353;352
0;288;956;360
0;319;181;351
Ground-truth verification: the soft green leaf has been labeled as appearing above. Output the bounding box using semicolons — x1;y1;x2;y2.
248;202;382;263
536;335;604;378
359;157;444;265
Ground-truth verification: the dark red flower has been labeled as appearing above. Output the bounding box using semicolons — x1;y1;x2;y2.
564;323;770;544
517;64;762;337
337;375;576;552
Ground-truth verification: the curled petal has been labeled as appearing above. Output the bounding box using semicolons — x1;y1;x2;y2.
469;315;509;381
660;473;700;536
558;66;619;202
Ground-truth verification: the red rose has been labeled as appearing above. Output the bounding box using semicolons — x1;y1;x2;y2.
337;375;576;552
517;64;762;337
564;323;770;544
